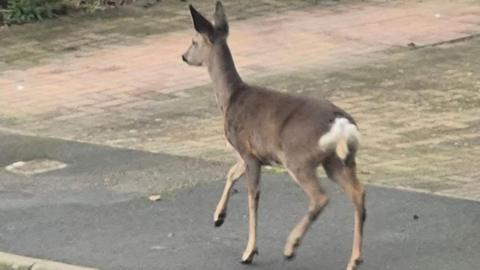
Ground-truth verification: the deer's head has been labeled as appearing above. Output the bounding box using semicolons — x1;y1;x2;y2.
182;1;229;67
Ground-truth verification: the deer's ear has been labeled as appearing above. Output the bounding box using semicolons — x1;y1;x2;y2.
213;1;229;37
190;5;215;42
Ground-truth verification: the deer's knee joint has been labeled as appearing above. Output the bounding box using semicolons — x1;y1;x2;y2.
227;162;245;182
318;195;329;207
249;189;260;200
226;174;239;184
309;196;328;221
308;211;318;222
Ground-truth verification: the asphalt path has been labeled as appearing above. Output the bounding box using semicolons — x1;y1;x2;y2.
0;132;478;270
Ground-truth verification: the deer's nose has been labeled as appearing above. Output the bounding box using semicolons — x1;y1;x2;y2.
182;55;187;63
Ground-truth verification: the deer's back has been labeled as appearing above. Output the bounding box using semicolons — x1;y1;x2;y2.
225;85;355;165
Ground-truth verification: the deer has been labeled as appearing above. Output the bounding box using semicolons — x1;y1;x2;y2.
181;2;366;270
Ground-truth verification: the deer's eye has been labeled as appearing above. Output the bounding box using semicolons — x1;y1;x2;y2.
192;40;198;47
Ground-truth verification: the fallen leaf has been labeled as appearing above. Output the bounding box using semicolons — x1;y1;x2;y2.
149;195;162;201
151;245;168;251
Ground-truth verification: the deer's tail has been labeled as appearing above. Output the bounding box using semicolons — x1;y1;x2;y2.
319;117;360;160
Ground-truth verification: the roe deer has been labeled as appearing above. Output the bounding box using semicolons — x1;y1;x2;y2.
182;2;366;270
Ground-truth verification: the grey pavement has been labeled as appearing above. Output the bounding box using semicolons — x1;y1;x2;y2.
0;131;479;270
0;130;228;207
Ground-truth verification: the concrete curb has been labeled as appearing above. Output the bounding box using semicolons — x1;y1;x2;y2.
0;252;99;270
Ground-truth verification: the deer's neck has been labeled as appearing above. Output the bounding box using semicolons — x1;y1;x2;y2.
207;40;244;114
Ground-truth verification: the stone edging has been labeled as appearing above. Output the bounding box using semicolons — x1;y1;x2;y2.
0;252;99;270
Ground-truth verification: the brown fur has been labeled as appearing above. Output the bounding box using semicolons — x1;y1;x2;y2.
182;2;366;270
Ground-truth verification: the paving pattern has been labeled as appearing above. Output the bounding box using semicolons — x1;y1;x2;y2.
0;1;479;119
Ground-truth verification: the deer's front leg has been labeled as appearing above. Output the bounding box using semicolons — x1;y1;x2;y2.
241;158;261;264
214;160;245;227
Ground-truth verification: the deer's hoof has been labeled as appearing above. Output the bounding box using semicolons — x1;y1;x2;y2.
284;252;296;261
240;249;258;264
213;212;226;227
240;259;252;265
283;238;299;261
346;258;363;270
283;246;296;261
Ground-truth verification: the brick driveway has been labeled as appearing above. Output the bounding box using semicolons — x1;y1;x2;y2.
1;1;479;118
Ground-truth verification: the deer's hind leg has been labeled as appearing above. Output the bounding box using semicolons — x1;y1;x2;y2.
324;155;366;270
284;164;329;260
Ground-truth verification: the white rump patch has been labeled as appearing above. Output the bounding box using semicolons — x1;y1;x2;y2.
319;118;360;160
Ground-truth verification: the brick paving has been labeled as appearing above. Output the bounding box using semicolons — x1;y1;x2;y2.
1;1;479;118
0;0;480;200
